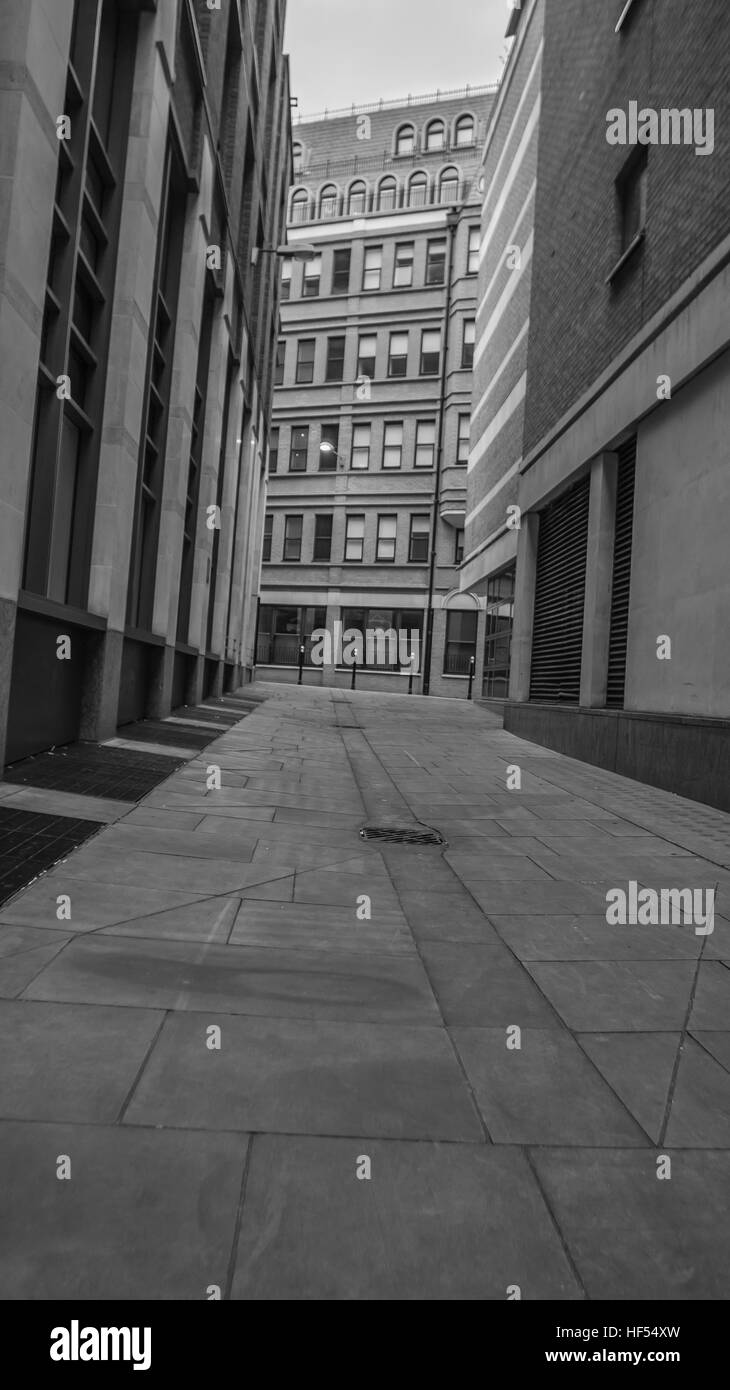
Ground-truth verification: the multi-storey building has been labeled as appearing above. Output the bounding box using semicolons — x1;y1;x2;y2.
259;87;495;695
0;0;290;769
464;0;730;810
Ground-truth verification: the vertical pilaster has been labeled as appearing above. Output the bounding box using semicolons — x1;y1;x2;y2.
508;511;539;701
580;452;618;707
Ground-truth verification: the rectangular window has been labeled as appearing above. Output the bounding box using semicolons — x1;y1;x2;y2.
289;425;309;472
454;528;465;565
325;334;346;382
444;610;478;675
345;513;365;562
383;422;403;469
257;605;328;667
362;245;382;291
618;151;647;253
461;319;475;369
338;606;424;670
313;513;333;562
351;423;371;470
457;413;470;464
393;243;414;287
302;254;321;297
415;420;436;469
483;564;515;698
280;258;292;299
388;332;408;378
283;514;303;562
262;512;273;562
269;426;279;474
332;247;351;294
420;329;441;375
296;338;316;384
274;339;286;385
376;515;397;563
467;226;480;274
426;239;447;285
319;422;339;470
358;333;377;378
409;514;430;562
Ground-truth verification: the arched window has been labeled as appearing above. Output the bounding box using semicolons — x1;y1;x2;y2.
408;172;428;207
455;114;475;147
291;188;309;223
439;167;460;203
395;124;416;156
293;142;304;171
319;184;338;219
425;120;445;152
377;177;397;211
348;181;367;215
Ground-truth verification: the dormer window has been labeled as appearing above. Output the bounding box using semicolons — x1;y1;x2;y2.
396;124;416;156
425;120;445;152
455;114;475;147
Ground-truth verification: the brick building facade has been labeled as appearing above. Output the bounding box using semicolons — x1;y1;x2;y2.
0;0;290;769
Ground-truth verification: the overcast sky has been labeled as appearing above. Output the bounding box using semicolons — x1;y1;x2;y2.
285;0;511;118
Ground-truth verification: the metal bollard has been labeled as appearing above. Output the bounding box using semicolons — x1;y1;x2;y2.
297;644;305;685
351;658;357;691
467;655;475;701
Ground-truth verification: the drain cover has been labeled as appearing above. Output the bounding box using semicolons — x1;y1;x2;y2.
360;826;445;846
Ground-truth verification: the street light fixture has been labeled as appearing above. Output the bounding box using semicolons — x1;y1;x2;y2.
319;440;346;469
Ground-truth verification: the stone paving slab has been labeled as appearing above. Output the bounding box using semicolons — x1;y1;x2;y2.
231;1135;582;1301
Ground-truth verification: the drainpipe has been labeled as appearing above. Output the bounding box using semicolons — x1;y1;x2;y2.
422;206;460;696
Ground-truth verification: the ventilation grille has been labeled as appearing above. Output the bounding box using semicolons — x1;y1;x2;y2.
529;474;591;703
360;826;445;846
606;437;637;709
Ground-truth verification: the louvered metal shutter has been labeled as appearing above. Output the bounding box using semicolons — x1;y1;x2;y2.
606;437;637;708
529;474;590;702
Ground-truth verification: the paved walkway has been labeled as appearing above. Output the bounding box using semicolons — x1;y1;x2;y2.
1;683;729;1300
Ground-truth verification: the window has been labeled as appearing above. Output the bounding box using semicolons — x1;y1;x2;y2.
415;420;436;469
319;184;338;218
454;529;465;566
425;120;445;152
618;151;647;254
319;423;339;470
426;238;447;285
362;246;382;291
338;607;424;670
269;427;279;473
296;338;316;383
274;339;286;385
289;426;309;472
467;226;480;274
292;143;304;172
325;335;346;382
345;514;365;562
383;422;403;469
439;167;460;203
444;610;478;674
262;512;273;562
376;515;397;562
332;247;351;294
313;514;333;562
291;188;309;223
280;258;292;299
348;181;367;215
351;423;371;470
408;172;428;206
461;319;475;369
393;243;414;287
483;565;516;698
409;515;430;563
283;514;303;561
358;333;377;378
457;413;470;464
396;124;415;156
388;332;408;378
455;115;475;147
257;605;327;667
378;177;397;211
420;328;441;375
302;255;321;297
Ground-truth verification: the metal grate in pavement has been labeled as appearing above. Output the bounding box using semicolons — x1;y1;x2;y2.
0;806;103;907
4;744;182;803
360;826;446;846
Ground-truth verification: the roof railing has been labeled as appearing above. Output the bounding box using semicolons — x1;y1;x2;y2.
294;83;499;125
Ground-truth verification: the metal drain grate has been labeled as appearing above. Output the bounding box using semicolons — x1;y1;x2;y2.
360;826;445;847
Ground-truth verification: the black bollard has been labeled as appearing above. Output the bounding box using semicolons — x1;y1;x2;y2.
467;655;475;701
298;644;305;685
